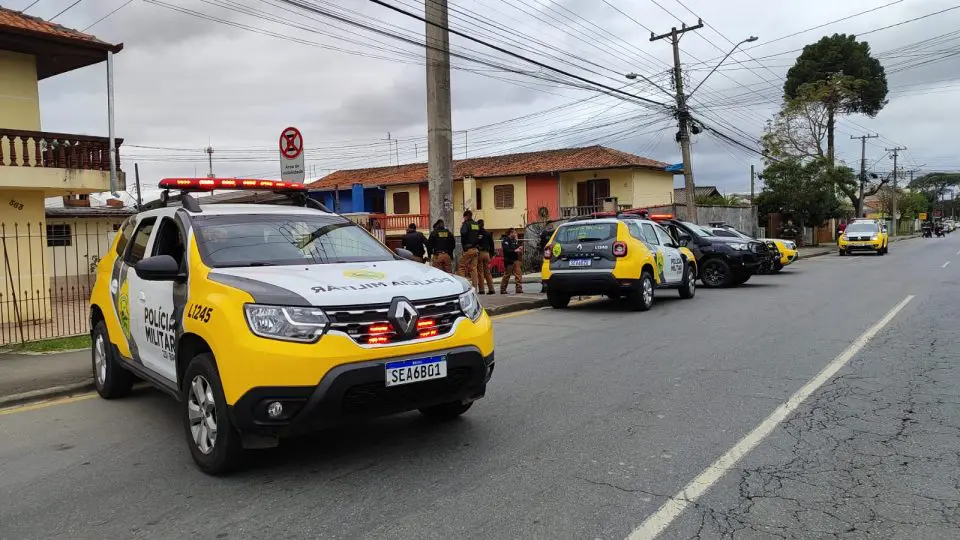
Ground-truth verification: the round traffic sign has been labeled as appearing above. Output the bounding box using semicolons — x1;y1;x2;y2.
279;126;303;159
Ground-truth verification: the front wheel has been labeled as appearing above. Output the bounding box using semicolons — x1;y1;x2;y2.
629;270;655;311
700;258;732;288
548;289;571;309
420;401;473;420
679;263;696;299
92;320;134;399
839;249;847;256
182;353;244;475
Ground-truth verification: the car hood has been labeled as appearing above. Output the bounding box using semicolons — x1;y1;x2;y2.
208;260;468;307
707;236;760;245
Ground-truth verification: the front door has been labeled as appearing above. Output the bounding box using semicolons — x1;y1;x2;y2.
654;224;685;283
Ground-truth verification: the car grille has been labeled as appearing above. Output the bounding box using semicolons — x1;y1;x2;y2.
750;242;769;255
848;235;872;241
325;295;464;344
341;367;474;416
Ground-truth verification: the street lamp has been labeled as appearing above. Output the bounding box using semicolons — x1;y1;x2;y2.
686;36;758;100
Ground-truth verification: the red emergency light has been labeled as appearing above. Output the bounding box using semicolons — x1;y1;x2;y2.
649;214;674;221
158;178;308;192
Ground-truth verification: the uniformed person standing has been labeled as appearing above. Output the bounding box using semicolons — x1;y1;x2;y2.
475;219;495;294
458;210;480;287
427;219;455;272
401;223;427;263
500;228;523;294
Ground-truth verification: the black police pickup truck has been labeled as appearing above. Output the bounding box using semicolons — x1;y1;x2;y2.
652;217;774;288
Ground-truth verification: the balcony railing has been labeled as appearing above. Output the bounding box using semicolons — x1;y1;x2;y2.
560;204;631;218
343;213;430;233
0;129;122;170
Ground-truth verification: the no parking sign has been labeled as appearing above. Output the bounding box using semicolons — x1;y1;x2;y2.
279;126;305;183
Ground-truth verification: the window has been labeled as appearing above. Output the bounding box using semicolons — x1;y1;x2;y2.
576;179;610;207
654;224;675;246
112;223;121;232
152;218;186;270
125;218;156;265
115;218;135;255
554;223;617;243
392;192;410;214
493;184;514;209
193;215;395;268
627;222;644;240
641;223;660;245
476;188;483;210
46;224;72;247
711;229;738;238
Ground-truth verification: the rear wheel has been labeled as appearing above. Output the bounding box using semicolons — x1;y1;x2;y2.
629;270;655;311
547;289;571;309
182;353;244;475
92;321;134;399
732;272;752;286
700;258;732;288
678;263;696;299
420;401;473;420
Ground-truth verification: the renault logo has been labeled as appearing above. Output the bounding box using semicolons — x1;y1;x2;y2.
577;243;582;251
388;297;419;338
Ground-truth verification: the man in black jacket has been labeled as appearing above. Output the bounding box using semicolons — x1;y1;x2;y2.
458;210;480;287
499;228;523;294
427;219;455;272
475;219;495;294
401;223;427;263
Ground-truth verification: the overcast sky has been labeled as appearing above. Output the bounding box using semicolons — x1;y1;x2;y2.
12;0;960;202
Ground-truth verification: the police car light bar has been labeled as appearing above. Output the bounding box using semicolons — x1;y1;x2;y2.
158;178;308;192
649;214;674;220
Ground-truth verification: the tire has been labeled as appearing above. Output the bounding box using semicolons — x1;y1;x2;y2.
419;400;473;420
92;320;134;399
678;263;696;299
548;289;571;309
732;272;752;286
877;247;884;256
700;258;732;288
182;353;244;475
628;270;655;311
838;249;847;256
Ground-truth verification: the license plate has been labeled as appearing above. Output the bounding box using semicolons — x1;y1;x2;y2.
569;258;592;267
384;356;447;387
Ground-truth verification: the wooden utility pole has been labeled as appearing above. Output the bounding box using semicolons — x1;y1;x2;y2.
425;0;453;230
886;146;907;236
651;20;703;223
851;134;879;216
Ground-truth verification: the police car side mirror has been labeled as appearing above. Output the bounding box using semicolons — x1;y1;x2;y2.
395;248;417;261
135;255;184;282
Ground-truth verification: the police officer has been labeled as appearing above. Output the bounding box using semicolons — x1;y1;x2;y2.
458;210;480;287
427;219;455;272
401;223;427;263
500;227;523;294
475;219;495;294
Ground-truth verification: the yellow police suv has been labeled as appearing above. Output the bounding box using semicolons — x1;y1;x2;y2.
89;178;494;474
838;219;889;256
541;209;697;310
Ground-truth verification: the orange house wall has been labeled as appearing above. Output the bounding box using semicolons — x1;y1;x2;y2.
525;174;559;222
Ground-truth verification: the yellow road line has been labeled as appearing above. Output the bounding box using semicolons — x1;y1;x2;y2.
0;392;98;416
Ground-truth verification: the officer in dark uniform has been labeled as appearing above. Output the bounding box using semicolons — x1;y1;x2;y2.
401;223;427;263
475;219;495;294
500;228;523;294
458;210;480;287
427;219;455;272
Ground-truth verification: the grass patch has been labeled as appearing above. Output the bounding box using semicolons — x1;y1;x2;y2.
2;334;90;353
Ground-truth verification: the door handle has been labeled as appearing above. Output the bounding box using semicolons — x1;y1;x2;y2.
138;292;146;303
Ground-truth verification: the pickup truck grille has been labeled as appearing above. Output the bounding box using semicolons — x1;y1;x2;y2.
325;295;463;345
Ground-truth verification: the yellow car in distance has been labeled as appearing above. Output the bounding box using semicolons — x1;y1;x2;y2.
706;223;798;271
542;210;698;311
839;219;889;256
767;238;798;267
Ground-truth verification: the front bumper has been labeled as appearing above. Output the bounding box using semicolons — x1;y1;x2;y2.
229;346;494;436
544;272;637;296
839;240;883;251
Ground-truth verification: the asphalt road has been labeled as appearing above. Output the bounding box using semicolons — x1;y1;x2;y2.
2;235;958;539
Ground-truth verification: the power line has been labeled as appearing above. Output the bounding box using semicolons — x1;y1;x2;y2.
49;0;84;21
82;0;136;31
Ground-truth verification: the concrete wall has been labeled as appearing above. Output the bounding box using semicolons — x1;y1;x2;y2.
0;50;41;131
45;217;124;296
474;175;527;231
0;190;48;323
525;174;560;222
0;167;120;195
632;170;674;207
646;203;759;237
558;168;674;208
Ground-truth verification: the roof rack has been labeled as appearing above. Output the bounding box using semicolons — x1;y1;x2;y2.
139;178;331;213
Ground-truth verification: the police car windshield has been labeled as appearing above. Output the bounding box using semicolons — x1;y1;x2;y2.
192;214;395;267
682;222;714;237
846;223;878;234
555;222;617;243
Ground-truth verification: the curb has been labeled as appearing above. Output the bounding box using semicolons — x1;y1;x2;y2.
0;347;87;357
485;298;549;316
0;378;95;409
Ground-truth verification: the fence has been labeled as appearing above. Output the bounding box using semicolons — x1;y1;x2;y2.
1;220;119;345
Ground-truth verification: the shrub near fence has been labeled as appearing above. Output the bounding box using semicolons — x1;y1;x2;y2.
0;220;119;345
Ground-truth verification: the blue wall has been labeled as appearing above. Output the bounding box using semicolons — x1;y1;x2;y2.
311;186;383;213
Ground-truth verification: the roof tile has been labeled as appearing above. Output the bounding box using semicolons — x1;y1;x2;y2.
0;5;116;48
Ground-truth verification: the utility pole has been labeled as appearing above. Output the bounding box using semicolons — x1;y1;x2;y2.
651;19;704;223
205;145;215;178
886;146;906;236
750;164;755;202
134;162;142;207
425;0;454;229
851;134;879;216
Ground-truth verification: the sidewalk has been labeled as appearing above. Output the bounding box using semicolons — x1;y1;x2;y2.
0;349;91;407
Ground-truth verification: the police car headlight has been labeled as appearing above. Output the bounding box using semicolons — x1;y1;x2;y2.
730;242;749;251
459;290;483;322
870;234;878;240
244;304;329;343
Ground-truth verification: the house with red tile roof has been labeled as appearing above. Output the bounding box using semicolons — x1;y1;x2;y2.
306;145;676;233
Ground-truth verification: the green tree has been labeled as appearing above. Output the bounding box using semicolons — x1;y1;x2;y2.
756;158;845;245
695;193;745;206
909;173;960;204
784;34;888;164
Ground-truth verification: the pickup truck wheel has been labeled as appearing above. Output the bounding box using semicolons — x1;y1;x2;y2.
182;353;244;475
92;321;134;399
548;290;571;309
629;270;655;311
732;272;752;286
420;401;473;420
678;264;696;299
700;258;732;288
